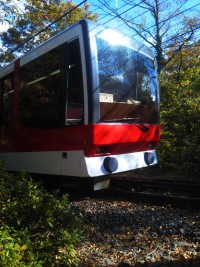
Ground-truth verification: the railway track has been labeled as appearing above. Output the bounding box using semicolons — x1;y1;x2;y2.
108;176;200;209
46;173;200;209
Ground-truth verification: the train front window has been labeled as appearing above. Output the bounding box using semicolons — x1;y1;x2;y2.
96;30;159;124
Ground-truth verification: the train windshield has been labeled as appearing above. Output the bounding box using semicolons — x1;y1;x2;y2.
96;29;159;124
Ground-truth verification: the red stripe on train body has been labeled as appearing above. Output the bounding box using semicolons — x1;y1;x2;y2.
1;123;161;154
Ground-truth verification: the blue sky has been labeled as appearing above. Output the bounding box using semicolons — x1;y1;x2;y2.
1;0;199;29
1;0;199;47
67;0;199;46
84;0;200;21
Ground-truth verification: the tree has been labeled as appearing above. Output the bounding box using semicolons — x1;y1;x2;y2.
0;0;19;24
95;0;199;73
0;0;98;65
159;40;200;176
0;0;20;63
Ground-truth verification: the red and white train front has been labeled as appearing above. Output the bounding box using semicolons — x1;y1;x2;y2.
84;22;161;183
0;20;161;190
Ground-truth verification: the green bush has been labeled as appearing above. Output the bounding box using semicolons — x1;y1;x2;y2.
182;136;200;179
0;161;82;266
0;225;38;267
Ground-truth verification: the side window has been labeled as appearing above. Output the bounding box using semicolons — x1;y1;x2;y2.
66;38;84;125
0;74;14;126
19;45;63;128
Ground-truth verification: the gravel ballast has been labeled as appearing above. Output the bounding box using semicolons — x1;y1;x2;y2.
70;197;200;267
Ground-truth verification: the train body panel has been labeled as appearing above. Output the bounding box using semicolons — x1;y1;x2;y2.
0;123;160;154
0;151;88;177
0;19;161;190
0;148;157;178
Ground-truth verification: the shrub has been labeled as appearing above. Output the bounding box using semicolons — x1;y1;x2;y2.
0;225;39;267
182;136;200;179
0;161;82;266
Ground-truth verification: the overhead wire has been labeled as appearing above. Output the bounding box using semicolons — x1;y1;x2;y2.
96;0;199;49
10;0;25;15
162;25;200;46
94;0;129;23
96;0;199;34
97;0;170;27
1;0;199;62
0;0;87;61
112;0;168;33
93;0;200;66
131;1;200;38
97;0;150;26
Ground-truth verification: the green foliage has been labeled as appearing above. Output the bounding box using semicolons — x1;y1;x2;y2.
0;161;82;266
182;135;200;178
159;41;200;177
0;225;39;267
0;0;19;24
0;0;98;65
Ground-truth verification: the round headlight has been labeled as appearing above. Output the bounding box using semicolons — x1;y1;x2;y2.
144;152;154;165
103;157;118;173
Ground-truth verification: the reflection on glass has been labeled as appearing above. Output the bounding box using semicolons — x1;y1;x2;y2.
65;38;84;125
19;45;63;128
96;33;159;124
2;74;14;125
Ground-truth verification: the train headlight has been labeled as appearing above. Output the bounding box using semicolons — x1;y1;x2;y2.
103;157;118;173
144;152;154;165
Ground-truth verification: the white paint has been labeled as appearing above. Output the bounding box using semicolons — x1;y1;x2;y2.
85;149;158;176
1;150;88;177
1;149;157;177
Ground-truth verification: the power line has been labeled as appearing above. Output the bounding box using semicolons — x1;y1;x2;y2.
110;0;164;32
162;25;200;46
96;0;199;39
10;0;25;15
95;0;129;23
97;0;199;49
0;0;87;61
96;0;168;46
97;0;148;26
131;1;200;38
1;0;199;63
103;1;199;41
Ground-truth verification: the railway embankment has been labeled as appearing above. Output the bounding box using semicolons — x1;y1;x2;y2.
70;196;200;267
68;170;200;267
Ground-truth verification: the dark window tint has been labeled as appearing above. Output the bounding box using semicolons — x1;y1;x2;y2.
19;45;63;128
96;36;159;124
65;38;84;125
0;74;14;125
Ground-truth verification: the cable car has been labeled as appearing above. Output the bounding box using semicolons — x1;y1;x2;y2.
0;19;161;190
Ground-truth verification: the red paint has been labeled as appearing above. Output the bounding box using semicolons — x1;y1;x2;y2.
84;124;161;157
1;123;161;156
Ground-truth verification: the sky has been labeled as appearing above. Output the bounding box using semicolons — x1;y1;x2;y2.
77;0;200;43
0;0;200;47
78;1;200;23
1;0;200;29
